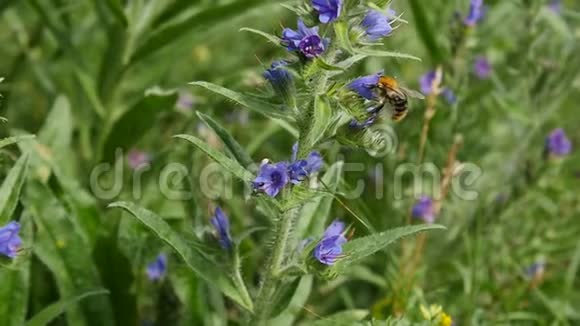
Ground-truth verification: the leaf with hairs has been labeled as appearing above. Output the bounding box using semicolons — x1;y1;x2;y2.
174;134;254;182
0;155;29;224
190;81;289;121
0;135;35;149
333;224;446;271
108;201;254;311
196;112;254;168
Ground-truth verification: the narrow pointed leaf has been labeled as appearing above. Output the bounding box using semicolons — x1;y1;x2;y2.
354;48;421;61
25;289;110;326
0;135;35;149
174;134;254;182
240;27;282;45
0;154;29;224
108;201;254;311
333;224;446;271
196;112;254;168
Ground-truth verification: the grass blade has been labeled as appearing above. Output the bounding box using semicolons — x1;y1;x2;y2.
25;289;110;326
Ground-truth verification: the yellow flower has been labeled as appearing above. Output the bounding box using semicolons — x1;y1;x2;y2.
439;312;453;326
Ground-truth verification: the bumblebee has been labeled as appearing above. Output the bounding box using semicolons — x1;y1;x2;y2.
368;76;425;122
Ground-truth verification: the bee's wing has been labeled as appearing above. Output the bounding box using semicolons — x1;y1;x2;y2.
401;87;426;100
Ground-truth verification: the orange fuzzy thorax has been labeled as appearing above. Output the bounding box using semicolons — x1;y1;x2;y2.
378;76;398;88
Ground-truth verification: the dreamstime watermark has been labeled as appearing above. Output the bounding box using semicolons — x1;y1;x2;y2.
89;148;484;202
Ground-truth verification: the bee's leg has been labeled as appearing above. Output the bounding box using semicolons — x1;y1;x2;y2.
367;102;384;114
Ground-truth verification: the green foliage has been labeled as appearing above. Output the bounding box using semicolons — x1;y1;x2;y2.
1;0;579;325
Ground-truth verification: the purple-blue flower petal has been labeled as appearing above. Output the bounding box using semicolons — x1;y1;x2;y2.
312;0;342;24
146;254;168;281
362;10;394;40
464;0;484;26
253;162;289;197
348;71;383;100
546;128;572;156
211;207;233;250
412;196;436;224
0;221;22;258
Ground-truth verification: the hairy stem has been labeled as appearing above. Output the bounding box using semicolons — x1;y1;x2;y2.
250;208;298;325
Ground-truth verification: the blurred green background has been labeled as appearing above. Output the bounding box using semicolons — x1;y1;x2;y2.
1;0;580;325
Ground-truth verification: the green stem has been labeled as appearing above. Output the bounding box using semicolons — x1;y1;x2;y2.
250;208;298;325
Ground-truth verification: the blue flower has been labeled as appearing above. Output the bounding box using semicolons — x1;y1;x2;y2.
263;60;293;92
211;207;233;250
314;220;347;265
412;196;436;224
253;162;290;197
474;56;491;79
146;254;167;281
464;0;484;27
361;9;396;40
442;88;457;104
545;128;572;157
282;20;328;58
0;221;22;258
312;0;342;24
348;71;383;100
288;144;323;184
525;261;546;278
419;70;437;95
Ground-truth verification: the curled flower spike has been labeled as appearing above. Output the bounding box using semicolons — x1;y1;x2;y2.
361;9;396;41
0;221;22;258
253;162;289;197
312;0;342;24
474;56;491;79
211;207;233;250
545;128;572;157
146;254;167;281
412;196;436;224
464;0;484;27
314;220;348;265
348;71;383;100
282;20;328;58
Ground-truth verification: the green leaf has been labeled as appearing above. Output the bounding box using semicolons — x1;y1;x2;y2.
108;201;254;311
104;0;127;27
0;214;33;326
354;48;422;62
240;27;282;45
296;161;343;239
26;183;114;326
314;58;346;72
333;224;446;271
38;95;73;155
310;310;369;325
102;88;177;163
334;21;355;54
0;154;29;224
196;112;254;168
131;0;279;64
268;276;313;326
0;135;35;149
174;134;254;182
25;289;110;326
189;81;290;121
408;0;444;63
